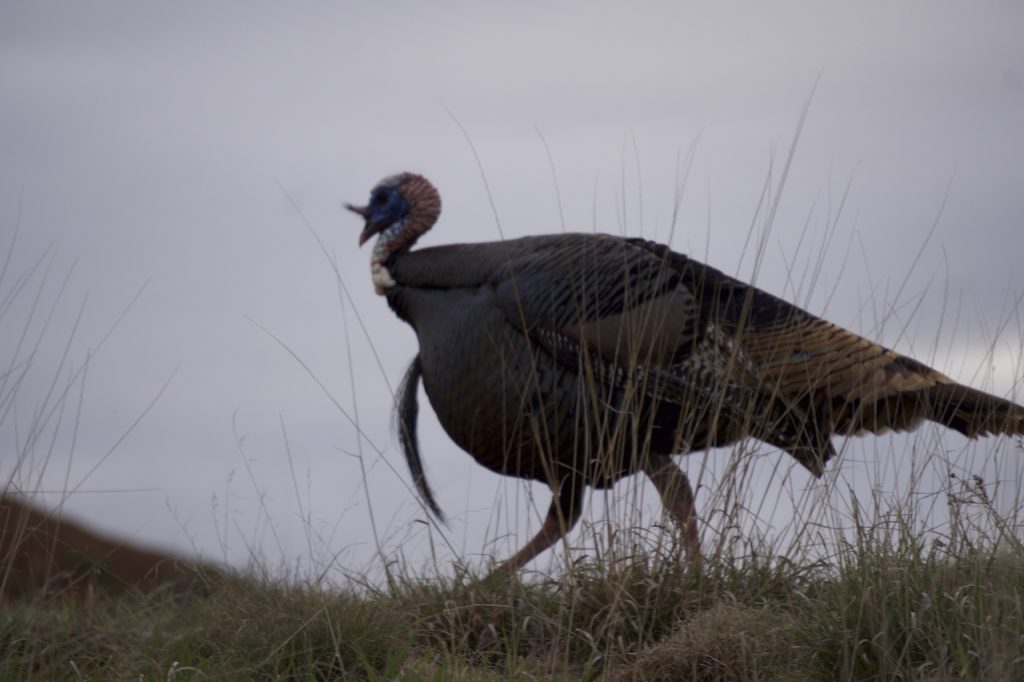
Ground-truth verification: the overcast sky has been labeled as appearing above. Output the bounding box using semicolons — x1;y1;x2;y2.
2;2;1022;580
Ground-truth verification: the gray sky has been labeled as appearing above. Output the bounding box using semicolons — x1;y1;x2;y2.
2;2;1022;579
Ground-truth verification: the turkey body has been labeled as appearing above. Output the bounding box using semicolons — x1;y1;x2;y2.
387;233;827;491
349;172;1024;574
391;235;712;489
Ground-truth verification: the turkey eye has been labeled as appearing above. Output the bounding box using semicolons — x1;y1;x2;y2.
372;192;387;205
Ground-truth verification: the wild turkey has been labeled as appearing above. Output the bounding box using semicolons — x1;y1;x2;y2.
347;172;1024;573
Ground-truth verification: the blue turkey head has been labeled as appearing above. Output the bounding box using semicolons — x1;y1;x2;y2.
348;173;442;258
347;176;411;246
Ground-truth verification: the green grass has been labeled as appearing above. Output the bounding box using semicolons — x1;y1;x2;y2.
3;485;1022;681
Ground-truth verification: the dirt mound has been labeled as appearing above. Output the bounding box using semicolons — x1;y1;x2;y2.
1;493;220;601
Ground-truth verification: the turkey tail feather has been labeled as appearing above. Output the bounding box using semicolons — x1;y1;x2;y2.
926;382;1024;438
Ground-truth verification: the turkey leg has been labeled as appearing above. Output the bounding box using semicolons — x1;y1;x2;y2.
645;453;701;565
493;477;584;574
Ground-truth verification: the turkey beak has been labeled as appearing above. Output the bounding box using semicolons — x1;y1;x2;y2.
345;203;379;246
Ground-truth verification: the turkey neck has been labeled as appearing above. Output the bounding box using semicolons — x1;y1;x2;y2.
369;220;404;294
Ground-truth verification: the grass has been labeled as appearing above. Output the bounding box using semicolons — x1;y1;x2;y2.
2;474;1022;680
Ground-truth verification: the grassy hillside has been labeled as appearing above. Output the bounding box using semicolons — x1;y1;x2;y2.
3;468;1022;681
